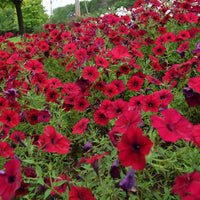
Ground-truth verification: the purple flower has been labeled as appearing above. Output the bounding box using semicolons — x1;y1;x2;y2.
183;87;200;107
183;87;194;98
110;159;121;179
4;88;18;102
119;168;137;194
82;140;92;153
91;159;99;177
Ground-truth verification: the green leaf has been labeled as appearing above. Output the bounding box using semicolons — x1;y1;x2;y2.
36;165;43;177
54;180;66;187
37;177;45;186
44;189;52;199
23;159;35;164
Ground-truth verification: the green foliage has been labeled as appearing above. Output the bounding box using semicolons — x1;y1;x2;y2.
0;7;18;35
22;0;48;32
0;0;48;35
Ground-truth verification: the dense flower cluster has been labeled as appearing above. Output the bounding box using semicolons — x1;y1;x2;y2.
0;0;199;199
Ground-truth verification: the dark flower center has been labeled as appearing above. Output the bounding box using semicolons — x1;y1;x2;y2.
132;143;141;152
160;95;165;100
51;138;56;145
80;103;84;107
100;113;105;119
8;175;16;183
6;117;11;122
31;115;37;121
116;108;122;114
148;103;153;107
137;101;141;106
157;48;162;52
88;73;92;76
50;93;55;98
166;124;173;132
133;82;138;86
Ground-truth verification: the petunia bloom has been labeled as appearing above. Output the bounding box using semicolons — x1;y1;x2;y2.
69;185;96;200
172;170;200;198
72;118;90;134
117;127;153;170
119;167;137;193
38;126;70;154
151;108;193;142
0;159;22;200
0;109;20;128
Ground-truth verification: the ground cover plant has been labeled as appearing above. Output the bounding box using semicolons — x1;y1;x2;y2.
0;0;200;199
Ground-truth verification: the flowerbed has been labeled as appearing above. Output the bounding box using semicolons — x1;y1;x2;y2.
0;0;200;199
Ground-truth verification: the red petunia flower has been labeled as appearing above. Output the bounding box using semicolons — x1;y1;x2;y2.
103;84;118;98
0;109;20;128
127;76;144;91
0;141;14;158
154;89;173;108
177;30;190;40
10;131;25;144
177;41;190;53
142;94;161;112
172;170;200;198
152;45;166;55
94;80;106;91
74;98;90;111
96;56;109;69
129;95;144;111
192;125;200;148
63;43;77;55
106;99;128;119
112;45;131;60
38;41;49;51
115;111;141;133
110;80;126;94
74;48;88;63
31;73;48;87
117;127;153;170
24;60;44;73
185;12;198;23
93;110;109;126
151;108;193;142
72;118;90;134
23;167;37;178
48;78;63;89
188;76;200;94
26;109;39;125
45;88;60;102
69;185;96;200
39;126;70;154
0;159;22;200
82;66;99;82
0;96;9;111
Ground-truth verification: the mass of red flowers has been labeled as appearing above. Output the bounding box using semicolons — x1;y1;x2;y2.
0;0;200;199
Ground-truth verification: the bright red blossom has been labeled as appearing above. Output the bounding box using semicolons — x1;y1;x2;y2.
72;118;90;134
151;108;193;142
69;185;96;200
82;66;99;82
0;159;22;200
39;126;70;154
0;109;20;128
117;127;153;170
172;170;200;198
